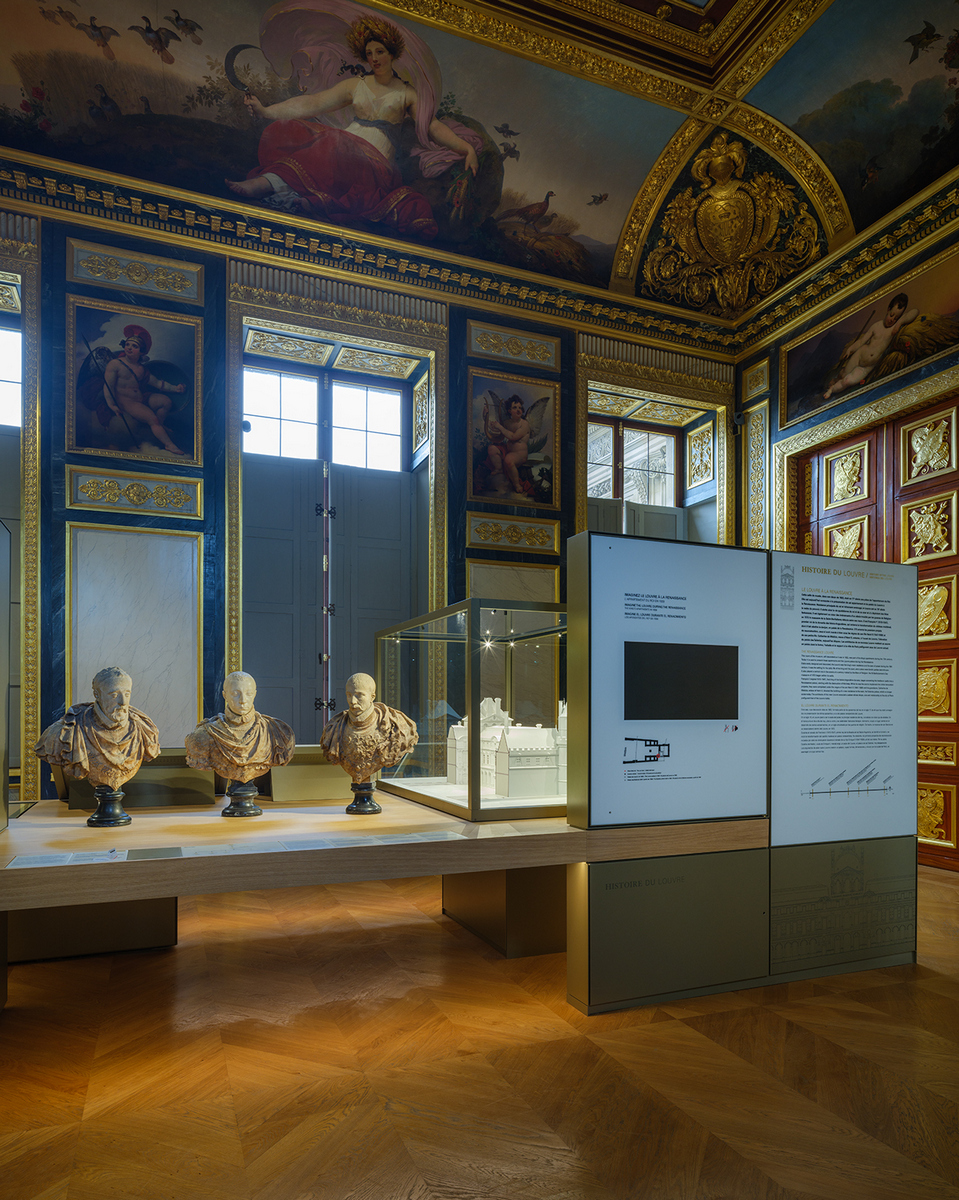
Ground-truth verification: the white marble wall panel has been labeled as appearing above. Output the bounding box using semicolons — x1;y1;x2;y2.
70;526;200;747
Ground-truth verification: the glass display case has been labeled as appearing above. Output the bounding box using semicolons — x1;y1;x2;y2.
375;599;567;821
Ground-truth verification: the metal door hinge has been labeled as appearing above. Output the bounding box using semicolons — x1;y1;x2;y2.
314;698;337;712
315;504;336;518
323;603;336;616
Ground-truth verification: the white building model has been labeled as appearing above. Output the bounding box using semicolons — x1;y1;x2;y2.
447;697;567;798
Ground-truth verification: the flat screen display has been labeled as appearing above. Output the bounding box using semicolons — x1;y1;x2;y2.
624;642;738;721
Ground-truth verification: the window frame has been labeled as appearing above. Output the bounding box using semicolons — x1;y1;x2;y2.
586;415;681;507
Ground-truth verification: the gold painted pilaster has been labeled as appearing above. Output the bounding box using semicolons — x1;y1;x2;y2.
742;403;768;549
15;248;39;799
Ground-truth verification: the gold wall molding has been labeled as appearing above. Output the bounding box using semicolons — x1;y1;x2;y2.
901;408;956;488
687;425;714;488
66;466;202;519
0;271;20;312
742;358;769;403
467;321;560;371
823;514;867;560
13;250;39;799
243;327;333;366
66;238;203;304
580;354;734;407
742;402;768;548
718;0;829;98
467;513;560;556
918;784;954;846
773;368;959;551
230;284;445;342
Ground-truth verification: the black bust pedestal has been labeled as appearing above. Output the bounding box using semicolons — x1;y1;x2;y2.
346;780;381;815
87;784;132;828
222;778;262;818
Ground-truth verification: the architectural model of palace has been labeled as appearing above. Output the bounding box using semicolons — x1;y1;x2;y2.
447;697;567;798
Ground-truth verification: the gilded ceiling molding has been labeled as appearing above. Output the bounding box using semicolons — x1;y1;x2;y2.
613;118;709;290
580;356;734;406
230;283;445;342
381;0;704;111
723;105;852;246
773;367;959;553
716;0;830;98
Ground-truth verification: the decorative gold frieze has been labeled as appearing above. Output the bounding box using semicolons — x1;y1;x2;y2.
903;491;957;564
918;783;955;847
803;531;813;554
919;575;957;642
742;403;767;549
67;466;201;519
642;132;822;317
803;462;812;519
742;359;768;403
919;660;956;721
244;328;333;366
919;741;957;767
413;375;429;451
823;515;866;560
901;409;956;487
467;514;560;556
823;442;868;510
332;346;419;378
467;322;560;371
633;400;707;426
687;426;713;488
67;239;204;304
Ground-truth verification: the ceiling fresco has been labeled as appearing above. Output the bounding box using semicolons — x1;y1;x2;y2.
0;0;955;309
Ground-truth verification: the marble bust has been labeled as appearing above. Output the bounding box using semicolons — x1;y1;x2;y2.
185;671;295;783
34;666;160;791
319;672;418;785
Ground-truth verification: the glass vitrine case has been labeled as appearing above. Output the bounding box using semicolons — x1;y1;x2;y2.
374;599;567;821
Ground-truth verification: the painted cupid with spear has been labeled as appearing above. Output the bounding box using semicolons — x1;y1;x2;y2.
83;324;188;456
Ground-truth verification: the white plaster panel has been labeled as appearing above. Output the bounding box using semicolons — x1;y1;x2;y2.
70;527;200;747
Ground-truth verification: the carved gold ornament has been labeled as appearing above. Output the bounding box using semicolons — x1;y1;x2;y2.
630;401;704;426
918;787;948;843
244;329;332;365
831;452;862;504
829;521;862;559
743;406;766;549
687;427;713;487
641;132;821;316
918;742;956;765
919;583;951;638
78;478;192;510
332;347;418;378
910;419;951;480
919;666;952;716
474;521;552;548
413;376;429;450
78;252;193;294
910;500;951;558
475;332;552;363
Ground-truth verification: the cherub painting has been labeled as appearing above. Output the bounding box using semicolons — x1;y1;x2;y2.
469;368;558;508
67;298;201;465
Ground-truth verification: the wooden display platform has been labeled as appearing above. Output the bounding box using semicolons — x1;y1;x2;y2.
0;793;769;912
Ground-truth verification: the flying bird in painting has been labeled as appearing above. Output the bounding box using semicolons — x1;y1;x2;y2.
499;142;520;161
128;16;181;64
494;123;520;138
906;21;942;63
587;193;609;206
165;10;203;45
858;157;881;189
75;17;121;61
56;6;77;22
38;8;60;22
496;191;556;233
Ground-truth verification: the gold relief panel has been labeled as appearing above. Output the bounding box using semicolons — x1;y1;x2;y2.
900;409;957;487
67;466;201;519
243;328;332;366
0;270;20;313
919;575;957;642
742;359;769;403
919;741;957;767
919;659;956;722
918;783;956;848
902;490;958;565
67;239;203;305
332;347;419;378
803;530;813;554
823;442;868;511
629;400;704;426
466;513;560;556
823;514;867;560
467;322;560;372
686;425;713;488
413;375;429;451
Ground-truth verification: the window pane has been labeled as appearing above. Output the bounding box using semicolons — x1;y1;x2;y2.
243;414;280;456
280;375;318;424
367;390;402;435
623;469;648;505
0;330;21;383
367;431;401;471
332;383;366;430
648;432;674;474
646;473;672;507
623;428;649;472
280;420;318;459
0;379;20;426
587;423;613;465
587;461;613;498
243;369;280;418
332;426;366;468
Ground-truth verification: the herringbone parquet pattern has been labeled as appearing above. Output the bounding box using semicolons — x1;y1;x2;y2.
3;866;959;1199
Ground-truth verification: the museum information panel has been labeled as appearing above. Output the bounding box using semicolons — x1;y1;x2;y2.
770;552;917;846
569;534;768;827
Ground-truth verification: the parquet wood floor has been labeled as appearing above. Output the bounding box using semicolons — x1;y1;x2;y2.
3;865;959;1199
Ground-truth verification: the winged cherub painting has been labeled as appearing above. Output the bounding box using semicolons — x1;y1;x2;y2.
469;368;558;508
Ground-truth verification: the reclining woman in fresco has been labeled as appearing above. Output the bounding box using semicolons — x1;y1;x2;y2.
226;1;481;239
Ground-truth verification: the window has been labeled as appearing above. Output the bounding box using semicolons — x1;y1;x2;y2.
243;368;318;459
331;380;403;472
0;328;22;427
587;418;677;505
